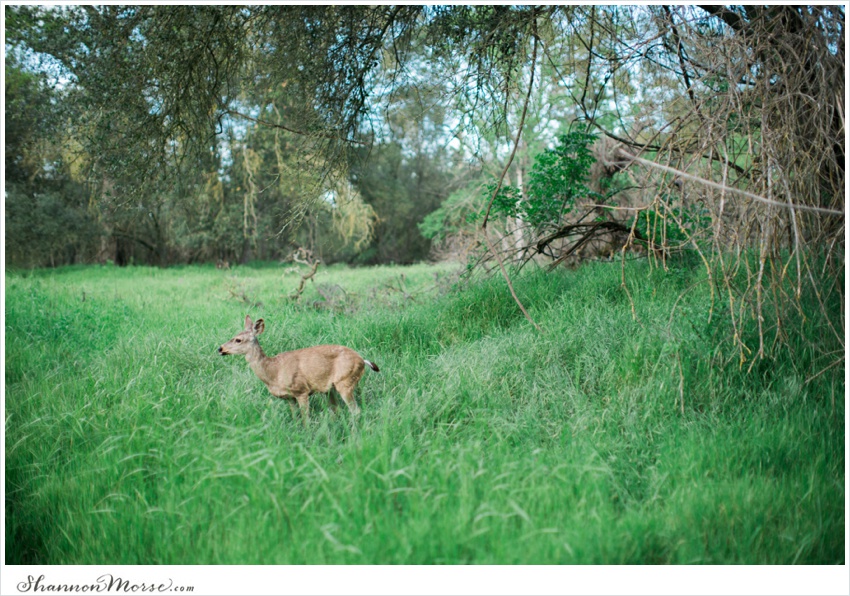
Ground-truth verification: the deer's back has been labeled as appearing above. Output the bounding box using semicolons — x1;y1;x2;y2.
270;344;364;395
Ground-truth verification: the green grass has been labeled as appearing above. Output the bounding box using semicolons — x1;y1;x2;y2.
4;260;844;564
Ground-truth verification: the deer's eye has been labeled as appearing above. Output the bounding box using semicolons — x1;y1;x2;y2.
235;339;242;343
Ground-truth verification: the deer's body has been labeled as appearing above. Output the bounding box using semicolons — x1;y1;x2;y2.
219;316;378;420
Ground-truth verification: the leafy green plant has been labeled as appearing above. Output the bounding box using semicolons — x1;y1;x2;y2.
484;131;600;229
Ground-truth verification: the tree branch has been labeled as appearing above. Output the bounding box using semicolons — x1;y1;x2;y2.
698;5;747;33
663;6;699;111
224;108;368;146
481;28;538;228
479;14;543;333
616;148;845;217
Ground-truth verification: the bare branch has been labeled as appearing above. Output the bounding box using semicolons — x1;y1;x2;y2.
616;149;845;217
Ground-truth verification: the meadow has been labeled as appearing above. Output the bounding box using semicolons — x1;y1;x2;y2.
4;259;845;565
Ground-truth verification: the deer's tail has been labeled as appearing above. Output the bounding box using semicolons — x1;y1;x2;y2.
364;359;380;372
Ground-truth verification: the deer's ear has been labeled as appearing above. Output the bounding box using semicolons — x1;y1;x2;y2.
254;318;265;335
244;315;253;331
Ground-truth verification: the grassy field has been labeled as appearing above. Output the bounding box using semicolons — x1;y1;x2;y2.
4;259;845;565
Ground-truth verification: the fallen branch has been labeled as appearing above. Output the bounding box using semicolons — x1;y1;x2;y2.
536;221;647;271
226;277;263;308
288;247;321;302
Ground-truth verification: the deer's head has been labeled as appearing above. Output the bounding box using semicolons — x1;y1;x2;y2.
218;315;264;356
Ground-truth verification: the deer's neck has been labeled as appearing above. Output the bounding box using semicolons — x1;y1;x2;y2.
244;340;273;384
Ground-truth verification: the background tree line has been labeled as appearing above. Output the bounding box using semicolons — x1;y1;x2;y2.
6;5;843;265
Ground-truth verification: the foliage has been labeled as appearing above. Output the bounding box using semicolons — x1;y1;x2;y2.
5;187;98;268
484;131;599;229
417;131;601;259
4;53;100;266
350;141;463;265
5;262;844;566
4;56;57;184
418;183;484;243
524;131;598;225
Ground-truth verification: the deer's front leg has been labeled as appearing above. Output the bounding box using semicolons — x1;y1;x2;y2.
284;398;299;419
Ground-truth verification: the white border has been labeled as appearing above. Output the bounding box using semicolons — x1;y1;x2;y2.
2;3;848;596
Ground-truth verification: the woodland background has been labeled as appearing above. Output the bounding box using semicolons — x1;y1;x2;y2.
6;6;843;265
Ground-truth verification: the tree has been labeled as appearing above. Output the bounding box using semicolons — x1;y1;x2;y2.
5;50;98;267
551;5;845;365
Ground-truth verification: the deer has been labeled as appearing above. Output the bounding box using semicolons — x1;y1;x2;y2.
218;315;379;421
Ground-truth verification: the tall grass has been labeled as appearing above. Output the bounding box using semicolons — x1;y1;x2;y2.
4;260;844;564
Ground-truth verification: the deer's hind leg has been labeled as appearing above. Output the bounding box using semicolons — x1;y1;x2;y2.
334;379;362;417
327;391;341;415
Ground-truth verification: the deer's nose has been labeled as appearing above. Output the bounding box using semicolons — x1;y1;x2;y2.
218;346;227;355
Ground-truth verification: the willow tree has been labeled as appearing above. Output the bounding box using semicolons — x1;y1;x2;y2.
577;6;846;368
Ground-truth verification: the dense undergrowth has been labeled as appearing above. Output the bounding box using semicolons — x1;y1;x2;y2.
4;259;844;564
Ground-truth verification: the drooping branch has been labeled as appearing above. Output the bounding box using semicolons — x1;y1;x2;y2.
480;18;540;229
224;109;369;147
662;6;699;111
478;14;543;334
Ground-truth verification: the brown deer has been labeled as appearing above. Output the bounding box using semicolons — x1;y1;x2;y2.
218;315;379;420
